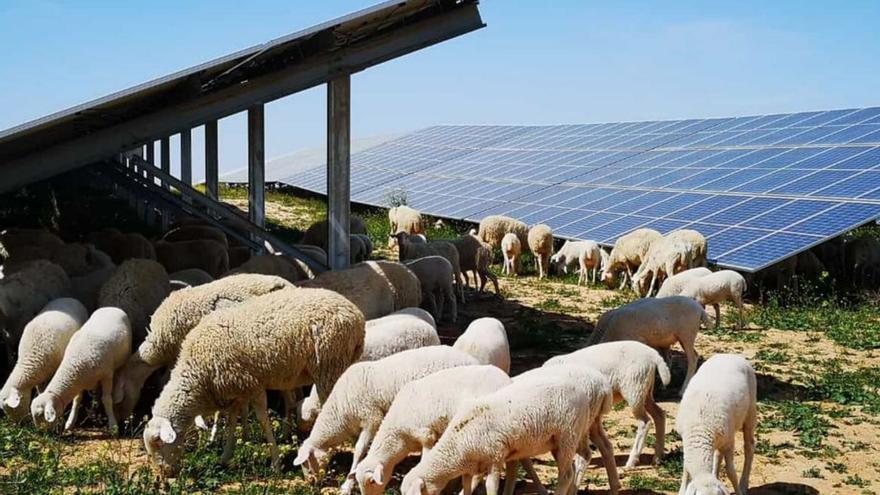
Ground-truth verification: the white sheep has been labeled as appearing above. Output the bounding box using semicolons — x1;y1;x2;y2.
389;205;425;236
355;365;514;495
667;229;707;268
477;215;529;250
631;236;693;296
31;307;131;432
394;232;463;301
0;298;88;422
589;296;712;394
400;363;618;495
297;260;421;319
154;239;229;279
550;240;605;285
655;267;712;298
404;256;457;323
678;270;747;330
144;287;365;475
97;258;170;344
501;232;521;276
113;273;291;418
294;345;479;494
527;224;554;279
545;341;670;467
601;228;662;289
677;354;756;495
453;317;510;373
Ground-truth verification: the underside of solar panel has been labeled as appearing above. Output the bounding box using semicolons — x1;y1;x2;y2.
284;106;880;272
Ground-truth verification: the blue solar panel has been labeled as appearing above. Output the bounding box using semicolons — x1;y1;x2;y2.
282;106;880;271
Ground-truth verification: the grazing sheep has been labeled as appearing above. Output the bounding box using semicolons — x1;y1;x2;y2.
31;307;131;432
667;229;707;268
229;254;301;283
527;224;554;279
228;246;252;269
400;364;617;495
0;260;71;364
678;270;747;330
169;268;214;290
453;317;510;373
297;261;420;319
451;233;500;295
550;240;605;285
350;234;369;264
545;341;670;467
589;296;712;394
655;267;712;298
87;230;156;264
388;231;427;249
0;298;88;422
162;225;228;249
631;237;693;297
601;228;662;289
677;354;756;495
394;232;463;302
154;239;229;279
1;228;63;260
70;264;117;311
113;273;291;419
355;365;514;495
477;215;529;250
97;259;170;345
501;232;521;276
144;288;365;475
300;216;369;251
294;346;479;494
353;234;374;260
389;205;425;236
404;256;457;324
298;308;441;431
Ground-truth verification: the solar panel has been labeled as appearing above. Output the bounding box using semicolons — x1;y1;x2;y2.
281;106;880;272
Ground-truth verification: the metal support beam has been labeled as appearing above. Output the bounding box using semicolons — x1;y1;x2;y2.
160;136;171;188
145;141;154;164
180;128;192;186
248;104;265;228
327;75;351;270
205;120;219;200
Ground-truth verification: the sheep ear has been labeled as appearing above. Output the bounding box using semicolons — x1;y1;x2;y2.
5;389;21;408
372;463;385;484
293;444;313;466
44;402;56;423
159;418;177;444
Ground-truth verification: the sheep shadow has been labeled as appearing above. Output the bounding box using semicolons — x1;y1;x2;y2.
755;372;809;402
748;482;819;494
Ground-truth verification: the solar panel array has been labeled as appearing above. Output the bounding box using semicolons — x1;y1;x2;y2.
282;107;880;272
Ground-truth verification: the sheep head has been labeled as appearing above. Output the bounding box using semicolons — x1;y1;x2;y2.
30;393;62;429
0;386;30;422
293;438;329;477
400;465;445;495
685;473;730;495
356;459;392;495
143;416;183;476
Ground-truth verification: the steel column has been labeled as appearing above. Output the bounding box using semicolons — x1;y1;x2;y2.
180;128;192;186
327;75;351;270
247;105;265;228
205;120;219;200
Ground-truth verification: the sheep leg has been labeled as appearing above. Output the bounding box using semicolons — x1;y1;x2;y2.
484;467;502;495
520;459;548;495
679;336;698;396
626;404;650;468
253;392;280;472
209;410;221;443
460;475;474;495
590;422;620;495
678;468;689;495
722;448;740;495
502;461;519;495
713;449;722;478
645;395;666;465
485;270;500;297
341;428;375;495
446;285;458;324
552;449;576;495
425;291;440;322
64;393;82;431
739;407;757;495
101;377;118;433
713;303;721;329
220;408;240;466
281;389;296;438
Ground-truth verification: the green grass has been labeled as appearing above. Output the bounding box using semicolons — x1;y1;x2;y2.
626;472;679;492
806;365;880;414
762;401;831;449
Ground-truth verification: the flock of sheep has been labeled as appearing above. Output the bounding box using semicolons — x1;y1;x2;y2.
0;203;770;495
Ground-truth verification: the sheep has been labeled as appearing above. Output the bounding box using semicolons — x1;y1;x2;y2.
228;246;252;269
601;228;662;289
162;225;228;249
355;365;514;495
477;215;528;250
501;232;521;276
87;230;156;264
298;308;441;430
394;232;463;301
31;307;131;432
144;287;365;475
297;260;420;319
678;270;747;330
631;237;693;297
434;219;446;230
154;239;229;279
353;233;374;259
677;354;756;495
404;256;457;323
350;234;369;264
656;267;713;298
113;273;292;419
451;233;500;295
387;232;427;249
0;298;88;422
550;240;605;285
0;260;70;364
527;224;554;279
300;216;369;251
667;229;707;268
453;317;510;373
229;254;301;283
545;341;670;467
169;268;214;290
291;244;330;278
400;363;617;495
389;205;425;236
589;295;712;394
0;228;63;263
97;259;170;345
293;346;479;494
69;264;116;311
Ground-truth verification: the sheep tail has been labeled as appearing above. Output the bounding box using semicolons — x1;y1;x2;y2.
652;351;671;387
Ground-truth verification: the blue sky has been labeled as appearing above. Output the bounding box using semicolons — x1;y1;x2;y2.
2;1;879;181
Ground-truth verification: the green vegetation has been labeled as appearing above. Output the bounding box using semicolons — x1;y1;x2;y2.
762;401;831;449
807;365;880;414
